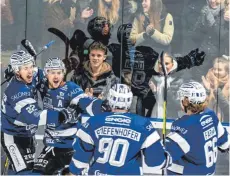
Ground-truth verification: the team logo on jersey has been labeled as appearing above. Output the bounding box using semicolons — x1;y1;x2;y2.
60;85;68;91
200;115;213;128
11;92;31;101
124;59;144;70
94;170;108;176
56;92;64;100
68;87;83;97
43;97;53;109
105;117;131;123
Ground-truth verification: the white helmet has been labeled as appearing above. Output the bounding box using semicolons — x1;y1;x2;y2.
107;84;133;110
44;57;66;75
10;50;34;72
177;82;207;104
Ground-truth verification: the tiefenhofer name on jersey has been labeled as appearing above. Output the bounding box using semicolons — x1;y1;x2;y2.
95;126;141;141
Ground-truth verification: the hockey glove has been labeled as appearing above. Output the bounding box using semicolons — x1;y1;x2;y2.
59;104;81;123
4;65;14;80
183;48;206;69
101;100;112;112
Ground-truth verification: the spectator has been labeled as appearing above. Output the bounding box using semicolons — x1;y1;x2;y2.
74;0;95;35
97;0;138;42
71;42;118;98
130;0;174;53
202;56;229;121
148;52;191;119
41;0;77;65
221;0;229;55
181;0;207;52
192;0;225;64
42;0;76;33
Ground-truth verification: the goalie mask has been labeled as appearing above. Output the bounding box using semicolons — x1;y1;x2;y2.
177;82;207;104
44;57;66;75
10;50;35;73
107;84;133;110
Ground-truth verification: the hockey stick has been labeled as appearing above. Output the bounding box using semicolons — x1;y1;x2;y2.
48;28;71;80
160;51;167;175
1;40;55;86
2;156;10;175
21;39;37;57
160;51;167;145
48;28;69;60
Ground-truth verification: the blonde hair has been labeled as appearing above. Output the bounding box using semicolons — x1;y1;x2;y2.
213;56;229;73
182;97;207;114
98;0;120;25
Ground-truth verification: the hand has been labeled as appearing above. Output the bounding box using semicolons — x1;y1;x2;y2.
59;105;80;123
205;7;215;26
98;93;104;99
146;24;154;36
81;7;94;19
85;88;94;97
149;81;157;93
202;76;211;90
69;7;76;22
224;10;230;21
4;65;14;80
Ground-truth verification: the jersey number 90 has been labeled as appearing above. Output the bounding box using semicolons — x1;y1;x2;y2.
97;138;129;167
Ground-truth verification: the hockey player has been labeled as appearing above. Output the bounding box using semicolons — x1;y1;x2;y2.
69;84;172;175
1;51;77;175
31;57;83;175
166;82;230;175
33;57;113;175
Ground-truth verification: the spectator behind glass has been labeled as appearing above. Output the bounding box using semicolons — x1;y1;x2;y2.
202;56;229;122
130;0;174;53
41;0;77;66
148;53;190;119
97;0;138;43
74;0;95;35
188;0;229;82
181;0;207;53
71;42;118;98
74;0;138;38
193;0;224;58
221;0;229;55
42;0;76;33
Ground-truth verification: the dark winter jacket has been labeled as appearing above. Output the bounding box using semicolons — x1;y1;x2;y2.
71;61;119;98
